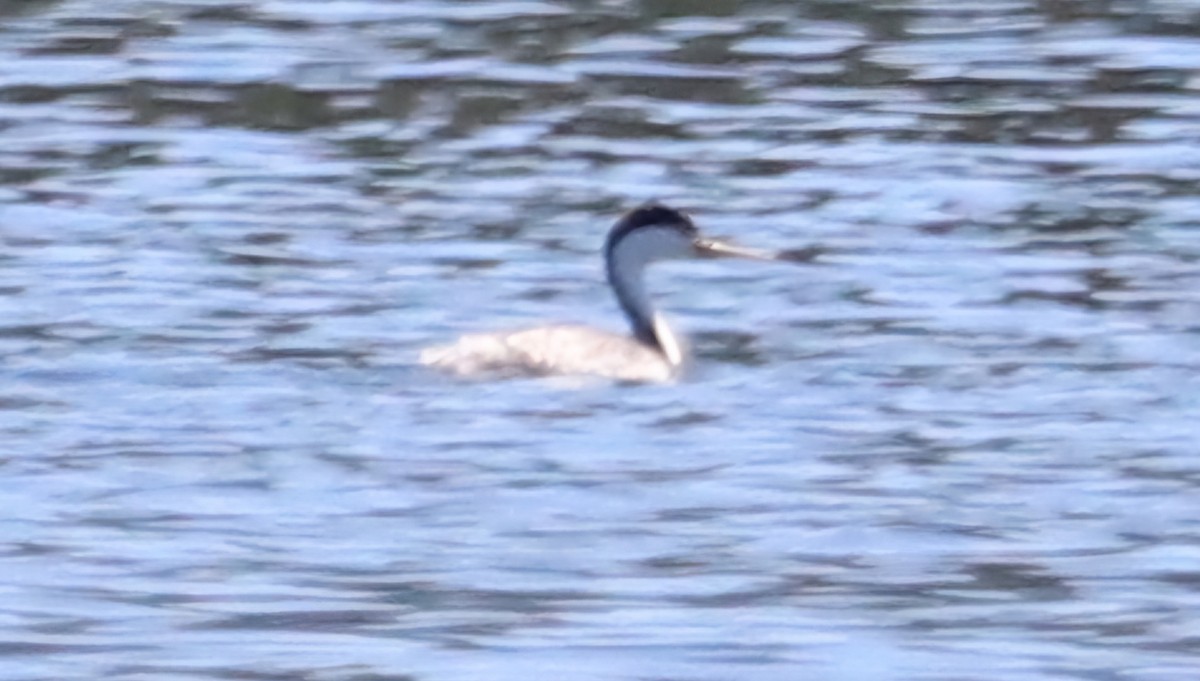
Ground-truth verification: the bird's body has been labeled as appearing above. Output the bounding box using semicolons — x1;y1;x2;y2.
420;324;676;383
420;204;783;382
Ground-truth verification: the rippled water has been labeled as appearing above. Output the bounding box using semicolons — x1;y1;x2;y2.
3;1;1200;680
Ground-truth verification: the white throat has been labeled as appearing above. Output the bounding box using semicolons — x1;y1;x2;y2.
652;313;686;368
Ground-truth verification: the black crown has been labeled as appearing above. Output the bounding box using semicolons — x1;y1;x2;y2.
606;203;696;251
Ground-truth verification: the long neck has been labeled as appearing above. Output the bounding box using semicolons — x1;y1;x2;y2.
606;247;686;367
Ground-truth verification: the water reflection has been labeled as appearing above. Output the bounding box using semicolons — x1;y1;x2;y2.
2;0;1200;680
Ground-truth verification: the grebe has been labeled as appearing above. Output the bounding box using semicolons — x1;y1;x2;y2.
420;203;789;382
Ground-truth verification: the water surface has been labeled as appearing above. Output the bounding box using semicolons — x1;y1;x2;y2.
2;1;1200;680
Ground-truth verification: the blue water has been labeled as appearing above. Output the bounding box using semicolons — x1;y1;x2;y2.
2;1;1200;679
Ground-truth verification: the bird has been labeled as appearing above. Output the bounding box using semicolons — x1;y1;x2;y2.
420;203;792;382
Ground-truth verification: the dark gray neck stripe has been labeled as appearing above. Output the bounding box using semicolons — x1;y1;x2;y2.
603;203;694;352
